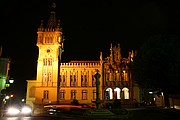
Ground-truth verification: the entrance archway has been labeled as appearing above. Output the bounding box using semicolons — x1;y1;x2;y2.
122;87;129;99
105;88;113;99
114;87;121;99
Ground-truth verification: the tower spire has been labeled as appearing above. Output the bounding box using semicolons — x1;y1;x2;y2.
46;2;57;30
38;20;44;31
110;43;114;64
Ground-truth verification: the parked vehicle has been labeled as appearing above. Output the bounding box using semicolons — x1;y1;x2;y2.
140;101;152;106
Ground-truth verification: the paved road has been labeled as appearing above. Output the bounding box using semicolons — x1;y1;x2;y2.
1;107;179;120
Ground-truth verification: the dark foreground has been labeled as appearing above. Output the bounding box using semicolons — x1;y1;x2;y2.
127;107;180;120
1;107;180;120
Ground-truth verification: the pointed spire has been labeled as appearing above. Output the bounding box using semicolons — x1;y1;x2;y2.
110;43;114;64
56;20;61;31
118;44;120;48
46;2;57;30
100;52;103;61
38;20;44;31
117;44;121;61
110;43;113;55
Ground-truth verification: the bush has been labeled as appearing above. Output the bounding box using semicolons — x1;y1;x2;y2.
71;99;79;105
113;99;121;109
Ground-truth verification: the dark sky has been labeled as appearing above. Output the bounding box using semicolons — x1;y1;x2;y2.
0;0;179;98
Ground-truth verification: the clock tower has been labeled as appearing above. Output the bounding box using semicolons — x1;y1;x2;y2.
35;2;64;104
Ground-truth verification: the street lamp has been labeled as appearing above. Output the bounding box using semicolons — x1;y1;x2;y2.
5;96;10;100
9;79;14;84
5;94;13;106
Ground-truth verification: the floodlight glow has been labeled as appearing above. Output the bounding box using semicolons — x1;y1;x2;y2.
9;79;14;83
21;107;32;114
5;96;10;99
149;91;153;94
7;107;20;115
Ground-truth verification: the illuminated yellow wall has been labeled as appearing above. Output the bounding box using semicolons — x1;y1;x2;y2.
25;6;139;108
26;80;36;108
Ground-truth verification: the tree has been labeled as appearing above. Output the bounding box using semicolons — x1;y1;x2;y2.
133;34;180;108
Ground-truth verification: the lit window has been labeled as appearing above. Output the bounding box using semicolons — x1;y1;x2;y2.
48;58;52;66
81;75;88;87
106;73;110;81
43;58;53;66
43;90;49;99
115;71;119;81
122;87;129;99
60;90;65;100
43;58;48;66
45;36;53;44
43;72;47;82
71;90;76;100
106;88;113;99
114;87;121;99
82;90;87;100
48;72;52;82
60;75;66;87
70;75;76;87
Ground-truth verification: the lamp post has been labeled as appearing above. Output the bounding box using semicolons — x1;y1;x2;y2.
57;36;64;104
94;69;101;110
57;54;61;104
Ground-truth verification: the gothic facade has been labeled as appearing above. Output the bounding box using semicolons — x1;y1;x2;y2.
26;3;140;109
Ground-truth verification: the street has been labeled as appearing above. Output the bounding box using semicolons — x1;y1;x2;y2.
1;107;180;120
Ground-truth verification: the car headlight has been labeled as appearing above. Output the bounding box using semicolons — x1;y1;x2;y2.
21;107;32;114
7;107;20;115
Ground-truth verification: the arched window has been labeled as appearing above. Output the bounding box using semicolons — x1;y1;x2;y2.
48;72;52;82
114;87;121;99
43;58;48;66
48;58;52;66
105;88;113;99
122;87;129;99
42;72;46;82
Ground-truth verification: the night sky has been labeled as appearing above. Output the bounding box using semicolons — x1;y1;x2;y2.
0;0;179;99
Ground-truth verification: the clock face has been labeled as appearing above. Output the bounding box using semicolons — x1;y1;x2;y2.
46;49;51;53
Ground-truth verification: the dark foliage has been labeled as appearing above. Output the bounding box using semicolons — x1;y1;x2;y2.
132;34;180;107
113;99;122;109
71;99;79;105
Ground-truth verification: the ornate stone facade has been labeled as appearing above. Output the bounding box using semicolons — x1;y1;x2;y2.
26;3;140;109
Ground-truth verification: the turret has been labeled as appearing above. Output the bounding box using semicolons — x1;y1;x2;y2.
110;43;114;64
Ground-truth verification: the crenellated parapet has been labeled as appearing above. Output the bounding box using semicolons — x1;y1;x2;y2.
60;61;100;68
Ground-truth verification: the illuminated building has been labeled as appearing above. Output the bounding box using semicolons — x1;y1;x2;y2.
26;3;140;109
0;46;11;92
